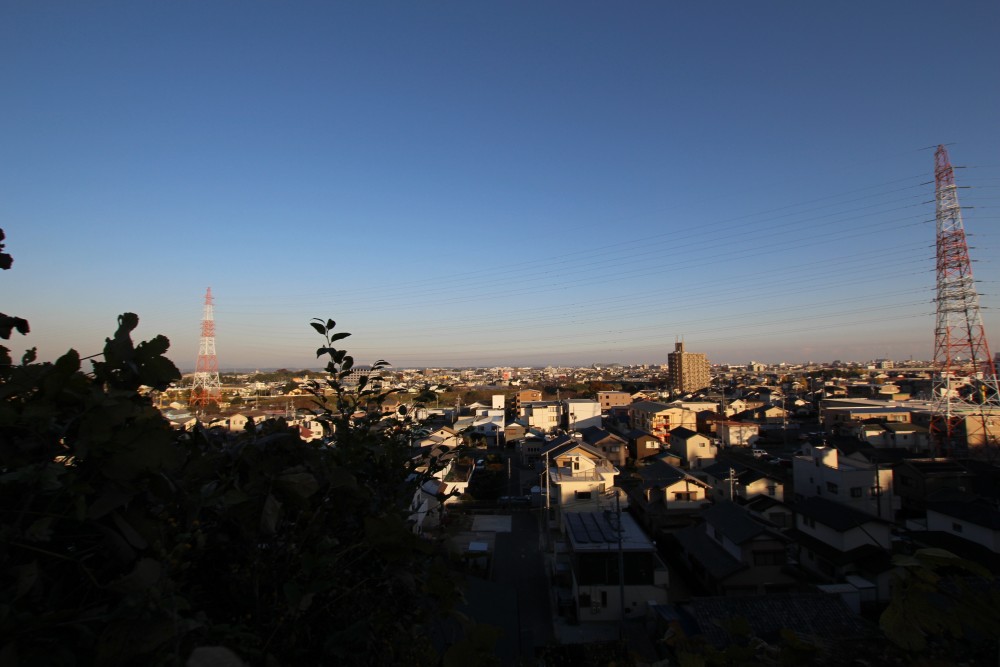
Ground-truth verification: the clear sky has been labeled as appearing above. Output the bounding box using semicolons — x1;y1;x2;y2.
2;1;999;370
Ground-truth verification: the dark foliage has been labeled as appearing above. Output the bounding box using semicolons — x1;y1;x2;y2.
0;236;466;665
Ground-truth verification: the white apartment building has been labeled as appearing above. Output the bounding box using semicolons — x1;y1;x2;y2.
563;398;602;430
521;401;563;433
792;444;896;521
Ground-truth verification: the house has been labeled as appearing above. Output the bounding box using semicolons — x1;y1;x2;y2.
563;398;602;430
791;496;893;602
732;404;788;425
541;438;620;513
521;401;563;433
702;462;784;503
792;443;897;521
664;594;875;659
667;400;719;414
413;425;460;450
925;499;1000;553
716;420;760;448
408;445;468;534
295;419;325;442
628;401;698;443
469;412;505;446
226;412;268;432
503;421;527;444
628;460;711;532
893;458;975;514
668;426;717;469
577;426;628;467
819;400;912;432
513;389;543;414
596;391;632;411
516;429;554;466
673;502;796;596
563;511;669;623
882;422;930;451
743;495;795;530
845;420;930;453
627;430;663;462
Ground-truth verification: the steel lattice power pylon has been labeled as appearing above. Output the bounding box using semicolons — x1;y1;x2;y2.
190;287;222;409
930;145;1000;456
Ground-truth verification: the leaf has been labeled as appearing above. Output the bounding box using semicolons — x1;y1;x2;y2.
0;313;30;339
326;319;335;330
13;561;38;600
21;347;36;364
310;322;326;335
87;484;134;519
53;349;81;375
342;356;354;372
186;646;247;667
329;332;351;342
277;472;320;499
260;493;281;535
113;511;149;549
108;558;162;595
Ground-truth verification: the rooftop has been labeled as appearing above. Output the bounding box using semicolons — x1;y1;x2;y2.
564;510;654;552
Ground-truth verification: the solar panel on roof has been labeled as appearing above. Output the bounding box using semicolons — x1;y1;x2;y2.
567;514;591;543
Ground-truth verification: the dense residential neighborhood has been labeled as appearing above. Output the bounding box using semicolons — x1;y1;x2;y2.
161;353;1000;664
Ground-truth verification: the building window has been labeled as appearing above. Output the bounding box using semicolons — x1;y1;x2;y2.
952;522;963;533
804;517;816;528
850;487;863;498
674;492;696;501
826;482;839;495
767;485;776;496
575;490;592;500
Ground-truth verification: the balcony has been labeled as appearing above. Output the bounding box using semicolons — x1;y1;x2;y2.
550;465;619;484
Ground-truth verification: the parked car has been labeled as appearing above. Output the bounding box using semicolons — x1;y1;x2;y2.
752;448;768;458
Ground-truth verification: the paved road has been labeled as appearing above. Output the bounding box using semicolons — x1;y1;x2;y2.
491;510;553;662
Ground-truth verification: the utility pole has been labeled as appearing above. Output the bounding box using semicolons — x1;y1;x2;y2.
616;489;625;641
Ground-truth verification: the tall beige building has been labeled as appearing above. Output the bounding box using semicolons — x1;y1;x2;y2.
668;342;711;393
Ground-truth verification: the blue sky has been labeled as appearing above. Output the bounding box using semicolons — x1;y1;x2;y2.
2;2;999;370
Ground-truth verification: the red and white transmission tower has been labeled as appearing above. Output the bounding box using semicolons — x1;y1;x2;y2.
190;287;222;409
930;145;1000;456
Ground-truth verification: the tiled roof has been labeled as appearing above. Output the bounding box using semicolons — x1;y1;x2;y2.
683;594;874;649
636;460;691;486
703;502;785;545
794;496;888;532
928;499;1000;530
789;530;892;571
674;523;746;581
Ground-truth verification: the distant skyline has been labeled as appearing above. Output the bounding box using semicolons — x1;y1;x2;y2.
3;2;999;370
